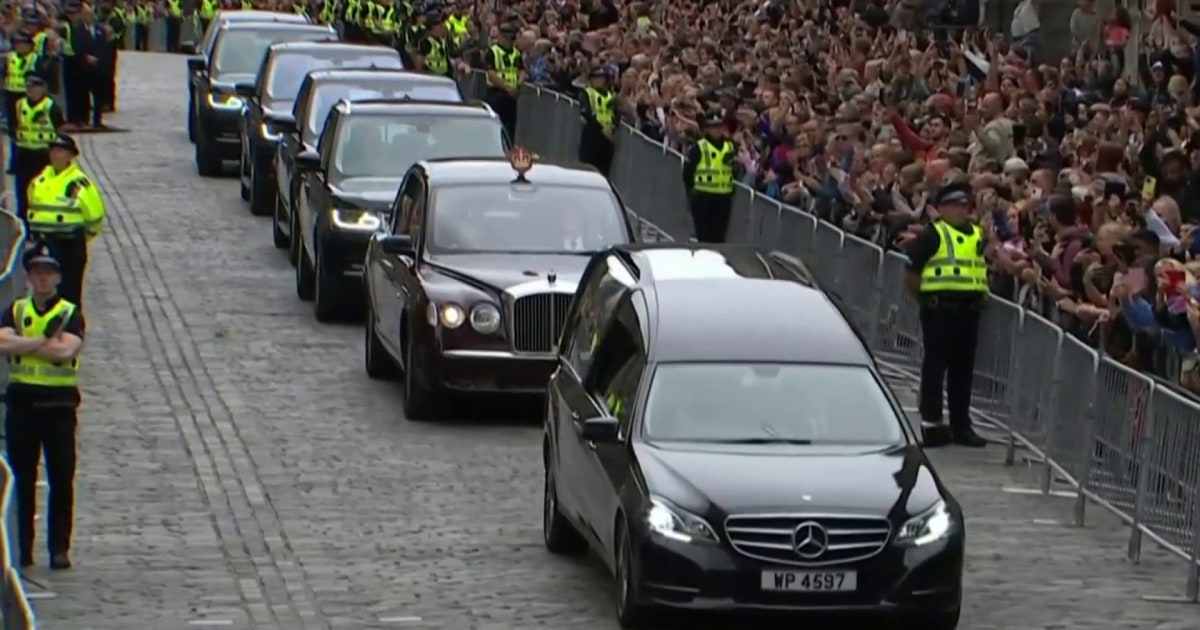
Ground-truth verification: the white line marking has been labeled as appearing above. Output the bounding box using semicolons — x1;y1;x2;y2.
379;616;423;624
1032;518;1062;526
186;620;234;626
1001;486;1075;498
25;591;56;600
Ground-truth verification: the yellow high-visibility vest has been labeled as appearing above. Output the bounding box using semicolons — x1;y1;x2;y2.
919;221;988;293
9;297;80;388
16;97;57;150
692;138;734;194
5;52;38;93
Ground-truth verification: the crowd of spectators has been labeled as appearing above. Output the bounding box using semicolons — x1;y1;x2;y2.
470;0;1200;396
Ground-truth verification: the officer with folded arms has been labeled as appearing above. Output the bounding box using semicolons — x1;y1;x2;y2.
0;243;86;569
904;181;989;448
578;66;617;177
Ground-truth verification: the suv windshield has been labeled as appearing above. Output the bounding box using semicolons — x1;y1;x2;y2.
643;363;905;444
213;28;331;77
332;114;505;179
266;52;402;100
306;81;462;139
430;184;627;254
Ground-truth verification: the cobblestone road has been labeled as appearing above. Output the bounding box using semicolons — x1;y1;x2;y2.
17;53;1200;629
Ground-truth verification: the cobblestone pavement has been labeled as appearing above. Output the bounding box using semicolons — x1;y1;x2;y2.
17;52;1200;629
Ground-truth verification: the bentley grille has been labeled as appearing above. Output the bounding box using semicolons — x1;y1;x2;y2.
724;514;891;567
510;292;573;353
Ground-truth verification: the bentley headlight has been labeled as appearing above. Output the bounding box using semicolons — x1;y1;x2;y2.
896;500;955;547
259;122;282;142
330;209;381;232
646;496;719;544
438;303;465;329
207;92;244;110
470;303;501;334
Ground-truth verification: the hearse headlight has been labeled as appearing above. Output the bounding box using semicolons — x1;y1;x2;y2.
896;500;955;547
330;209;381;232
469;303;501;334
646;496;719;544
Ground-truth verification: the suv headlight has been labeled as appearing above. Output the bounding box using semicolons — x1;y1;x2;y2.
895;500;955;547
260;122;282;142
470;303;501;334
207;92;244;110
330;209;381;232
646;496;719;544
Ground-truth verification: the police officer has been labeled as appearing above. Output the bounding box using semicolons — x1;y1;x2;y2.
165;0;184;52
0;243;87;569
27;135;106;308
102;3;126;113
133;0;153;51
4;32;47;157
13;74;64;220
485;23;522;140
681;113;736;243
578;66;617;176
904;181;988;448
443;2;470;48
413;11;452;78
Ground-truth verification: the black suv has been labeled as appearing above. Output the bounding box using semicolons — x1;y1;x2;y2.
188;21;334;177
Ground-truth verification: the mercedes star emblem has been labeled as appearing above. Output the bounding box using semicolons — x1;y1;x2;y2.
792;521;829;559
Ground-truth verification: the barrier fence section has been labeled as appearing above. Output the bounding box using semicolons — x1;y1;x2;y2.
0;153;34;629
456;72;1200;603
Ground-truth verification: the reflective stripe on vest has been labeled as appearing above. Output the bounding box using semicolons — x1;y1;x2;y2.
692;138;734;194
5;52;37;93
919;221;988;292
490;45;519;86
426;37;448;75
585;87;614;131
9;298;80;388
17;97;56;150
28;164;89;234
62;23;74;57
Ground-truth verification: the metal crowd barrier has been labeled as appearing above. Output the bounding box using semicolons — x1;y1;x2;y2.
456;72;1200;604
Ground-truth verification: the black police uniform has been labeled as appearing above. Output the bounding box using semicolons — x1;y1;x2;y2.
414;13;455;79
64;10;104;128
3;243;86;569
577;67;617;177
102;5;125;113
904;183;988;448
681;113;737;243
13;74;65;220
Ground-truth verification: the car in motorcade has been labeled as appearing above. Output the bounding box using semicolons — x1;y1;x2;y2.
190;21;336;177
540;243;964;629
362;150;638;419
295;100;510;322
234;41;403;216
183;10;310;143
270;69;463;258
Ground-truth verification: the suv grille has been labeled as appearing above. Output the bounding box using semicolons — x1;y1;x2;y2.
724;514;891;567
510;293;573;353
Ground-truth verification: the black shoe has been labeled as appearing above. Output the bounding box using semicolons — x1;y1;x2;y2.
49;552;71;570
921;421;952;448
19;554;32;568
952;429;987;448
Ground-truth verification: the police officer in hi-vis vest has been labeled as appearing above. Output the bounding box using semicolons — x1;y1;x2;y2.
681;113;736;243
13;74;64;220
413;10;453;79
165;0;184;52
578;66;617;177
904;181;989;448
133;0;154;51
484;22;522;140
0;242;87;570
4;32;48;158
27;135;107;309
198;0;218;33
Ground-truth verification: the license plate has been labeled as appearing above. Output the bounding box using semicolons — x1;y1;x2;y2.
761;570;857;592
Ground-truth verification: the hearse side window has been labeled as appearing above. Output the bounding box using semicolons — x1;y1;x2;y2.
587;319;638;401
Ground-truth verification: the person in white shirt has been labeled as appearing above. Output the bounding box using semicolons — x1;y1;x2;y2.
1010;0;1041;60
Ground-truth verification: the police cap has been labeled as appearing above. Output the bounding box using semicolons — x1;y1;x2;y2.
425;9;443;21
64;1;83;13
25;72;47;87
934;182;973;206
701;112;725;127
23;242;61;271
49;134;80;155
11;31;33;44
499;21;518;35
588;66;608;79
